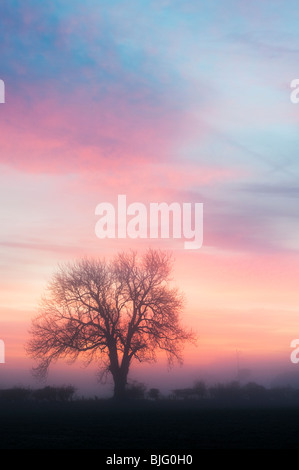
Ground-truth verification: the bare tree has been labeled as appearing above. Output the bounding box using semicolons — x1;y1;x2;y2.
26;249;196;399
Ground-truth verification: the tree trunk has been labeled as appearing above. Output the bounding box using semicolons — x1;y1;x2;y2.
108;342;130;400
112;371;127;400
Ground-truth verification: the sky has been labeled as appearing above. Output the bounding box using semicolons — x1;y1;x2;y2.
1;0;299;395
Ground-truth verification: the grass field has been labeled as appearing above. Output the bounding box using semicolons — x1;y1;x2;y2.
1;399;299;449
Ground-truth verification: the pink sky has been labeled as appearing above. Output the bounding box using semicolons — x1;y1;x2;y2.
1;0;299;395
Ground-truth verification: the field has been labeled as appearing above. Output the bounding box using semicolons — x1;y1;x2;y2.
1;399;299;449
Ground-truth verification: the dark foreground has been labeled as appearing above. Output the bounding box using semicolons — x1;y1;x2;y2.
1;400;299;449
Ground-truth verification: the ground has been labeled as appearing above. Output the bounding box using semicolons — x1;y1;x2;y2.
1;399;299;449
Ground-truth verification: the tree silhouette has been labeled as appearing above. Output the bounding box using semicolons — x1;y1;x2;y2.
26;249;195;399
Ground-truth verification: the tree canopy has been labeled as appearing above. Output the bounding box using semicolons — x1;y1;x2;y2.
27;249;196;399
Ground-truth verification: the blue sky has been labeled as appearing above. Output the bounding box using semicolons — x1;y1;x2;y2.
1;0;299;390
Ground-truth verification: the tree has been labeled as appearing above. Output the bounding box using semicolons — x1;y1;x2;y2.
26;249;196;399
193;380;207;399
125;381;147;400
148;388;161;401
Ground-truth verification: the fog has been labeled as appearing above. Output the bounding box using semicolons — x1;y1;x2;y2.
1;355;299;398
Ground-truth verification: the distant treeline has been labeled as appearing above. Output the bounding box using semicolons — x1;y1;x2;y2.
1;381;299;403
125;380;299;403
170;380;299;403
0;385;76;402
